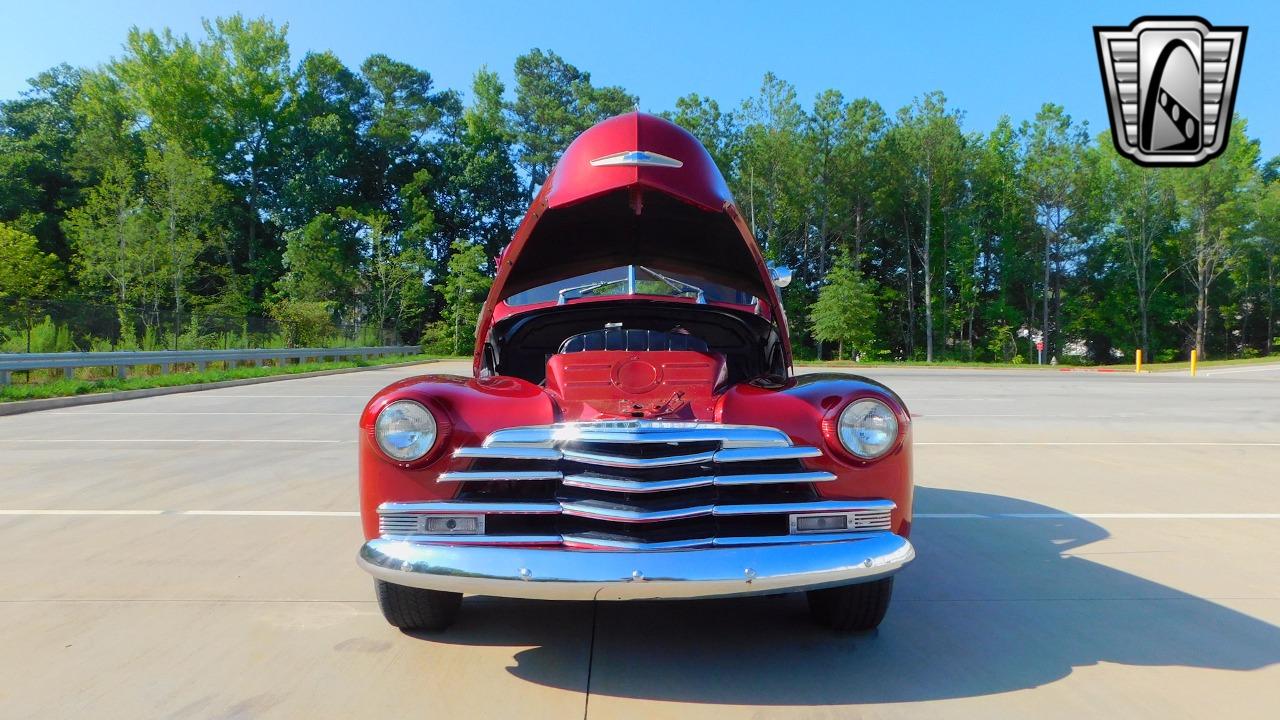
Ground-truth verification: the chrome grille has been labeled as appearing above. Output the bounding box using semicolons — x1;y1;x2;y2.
379;421;895;548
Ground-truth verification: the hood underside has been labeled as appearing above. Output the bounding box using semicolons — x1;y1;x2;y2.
499;189;769;300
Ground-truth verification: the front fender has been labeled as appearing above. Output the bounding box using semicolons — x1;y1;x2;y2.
358;374;557;539
716;373;914;536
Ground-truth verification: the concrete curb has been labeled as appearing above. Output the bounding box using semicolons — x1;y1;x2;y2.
0;359;442;417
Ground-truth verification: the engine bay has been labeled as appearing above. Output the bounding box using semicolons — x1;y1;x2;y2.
480;300;788;392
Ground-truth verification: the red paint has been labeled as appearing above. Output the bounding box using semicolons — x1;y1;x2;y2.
544;350;725;420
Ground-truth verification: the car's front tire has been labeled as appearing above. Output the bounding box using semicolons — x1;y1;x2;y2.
375;580;462;632
806;577;894;632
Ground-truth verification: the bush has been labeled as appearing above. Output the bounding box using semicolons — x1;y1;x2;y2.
0;316;74;353
269;300;337;348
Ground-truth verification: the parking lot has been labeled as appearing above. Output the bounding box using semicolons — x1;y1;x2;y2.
1;360;1278;719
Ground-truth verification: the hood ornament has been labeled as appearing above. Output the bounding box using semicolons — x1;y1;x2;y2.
590;150;684;168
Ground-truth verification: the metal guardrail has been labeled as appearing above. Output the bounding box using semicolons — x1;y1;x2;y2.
0;346;422;385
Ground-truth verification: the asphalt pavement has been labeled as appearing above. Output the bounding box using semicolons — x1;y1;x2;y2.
1;361;1278;719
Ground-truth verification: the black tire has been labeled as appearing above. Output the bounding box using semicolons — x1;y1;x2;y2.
806;577;894;632
375;580;462;632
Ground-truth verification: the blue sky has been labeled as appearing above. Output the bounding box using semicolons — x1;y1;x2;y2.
2;1;1275;157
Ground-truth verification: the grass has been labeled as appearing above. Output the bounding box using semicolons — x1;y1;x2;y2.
0;353;465;403
799;354;1280;373
796;358;1062;370
1140;354;1280;373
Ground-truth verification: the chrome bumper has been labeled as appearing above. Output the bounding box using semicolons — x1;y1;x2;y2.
357;532;914;601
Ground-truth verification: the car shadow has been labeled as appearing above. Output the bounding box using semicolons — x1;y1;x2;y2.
404;486;1280;704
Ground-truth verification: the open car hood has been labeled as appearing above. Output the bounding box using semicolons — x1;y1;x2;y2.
483;112;783;315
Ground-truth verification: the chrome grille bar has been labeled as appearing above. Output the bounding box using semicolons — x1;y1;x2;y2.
712;471;835;486
454;447;563;461
380;501;562;515
561;474;715;493
483;421;793;448
714;446;822;462
560;448;716;468
559;471;834;493
713;499;895;516
437;470;563;483
560;500;717;522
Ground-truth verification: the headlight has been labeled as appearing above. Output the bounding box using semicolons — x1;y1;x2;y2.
375;400;438;461
837;399;899;459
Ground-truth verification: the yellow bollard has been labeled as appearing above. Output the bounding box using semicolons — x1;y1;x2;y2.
1135;349;1142;374
1190;347;1199;377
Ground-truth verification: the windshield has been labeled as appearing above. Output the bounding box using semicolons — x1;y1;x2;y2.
505;265;756;307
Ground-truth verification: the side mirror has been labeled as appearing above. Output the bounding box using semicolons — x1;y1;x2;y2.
770;265;793;289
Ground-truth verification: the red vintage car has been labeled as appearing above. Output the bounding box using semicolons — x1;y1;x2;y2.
357;112;914;632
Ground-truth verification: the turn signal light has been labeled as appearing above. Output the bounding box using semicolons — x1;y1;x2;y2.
424;515;484;535
792;514;849;533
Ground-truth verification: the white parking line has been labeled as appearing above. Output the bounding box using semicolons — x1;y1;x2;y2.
173;395;369;399
180;510;359;517
0;439;350;444
1199;364;1280;375
917;441;1280;447
917;414;1147;419
0;510;357;516
43;412;351;416
0;510;167;516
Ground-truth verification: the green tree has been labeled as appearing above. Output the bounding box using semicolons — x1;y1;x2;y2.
1095;133;1180;357
343;208;428;344
426;239;493;355
810;251;880;360
884;91;967;361
277;51;370;229
1254;180;1280;353
1021;103;1091;362
1172;120;1259;356
434;68;524;264
665;93;740;174
0;65;83;259
278;213;360;307
512;48;636;192
204;15;295;297
0;222;63;352
144;142;226;342
63;158;152;312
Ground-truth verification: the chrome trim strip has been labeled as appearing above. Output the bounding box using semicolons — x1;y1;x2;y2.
561;535;713;550
358;532;915;600
713;499;897;516
560;448;715;468
560;500;716;522
483;421;793;448
713;446;823;463
378;501;562;515
712;531;889;546
562;471;833;493
381;534;563;545
561;474;715;493
437;470;563;483
713;471;836;486
453;447;563;461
